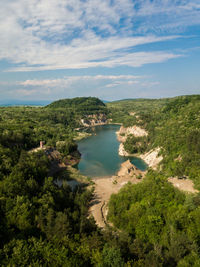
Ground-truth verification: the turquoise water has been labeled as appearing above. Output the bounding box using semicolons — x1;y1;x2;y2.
77;124;147;177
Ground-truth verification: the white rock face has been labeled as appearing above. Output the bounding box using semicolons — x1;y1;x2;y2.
118;143;130;156
80;114;107;127
117;125;148;139
117;125;148;156
140;147;163;170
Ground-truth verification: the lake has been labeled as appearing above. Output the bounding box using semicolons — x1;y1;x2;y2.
77;124;147;177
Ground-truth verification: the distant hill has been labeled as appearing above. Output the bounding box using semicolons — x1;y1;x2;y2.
102;100;110;103
0;99;51;106
47;97;107;115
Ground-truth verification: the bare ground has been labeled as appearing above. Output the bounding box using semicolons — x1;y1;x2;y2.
89;175;143;228
168;177;198;193
90;174;199;228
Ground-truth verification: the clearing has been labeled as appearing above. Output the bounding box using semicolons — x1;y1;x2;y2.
168;177;198;193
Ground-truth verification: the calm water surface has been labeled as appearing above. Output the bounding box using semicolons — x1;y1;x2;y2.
78;125;147;177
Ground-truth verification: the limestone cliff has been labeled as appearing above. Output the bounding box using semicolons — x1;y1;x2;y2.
116;125;148;142
118;143;129;156
80;113;107;127
140;147;163;170
117;125;148;156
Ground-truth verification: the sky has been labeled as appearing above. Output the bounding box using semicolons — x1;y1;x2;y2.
0;0;200;102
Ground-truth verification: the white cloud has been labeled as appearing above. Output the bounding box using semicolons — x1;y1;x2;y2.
9;74;160;99
1;0;198;71
2;73;199;101
105;80;139;88
18;75;143;87
7;49;181;72
16;89;38;96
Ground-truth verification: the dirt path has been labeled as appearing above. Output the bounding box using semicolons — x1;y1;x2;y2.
90;175;199;228
89;175;142;228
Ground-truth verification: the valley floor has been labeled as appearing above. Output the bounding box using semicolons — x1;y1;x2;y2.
90;174;199;228
89;175;143;228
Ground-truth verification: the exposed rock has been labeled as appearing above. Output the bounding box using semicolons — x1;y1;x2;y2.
140;147;163;170
117;125;148;156
80;113;107;127
129;112;140;119
116;133;127;143
118;143;130;156
116;125;148;144
117;159;144;178
175;155;182;162
118;160;135;176
117;125;148;140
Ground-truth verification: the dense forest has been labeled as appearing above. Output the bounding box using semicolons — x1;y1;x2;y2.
0;95;200;266
47;97;107;116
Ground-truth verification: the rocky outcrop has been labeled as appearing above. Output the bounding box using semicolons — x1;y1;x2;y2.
81;113;107;127
117;125;148;156
118;160;135;176
118;143;129;156
140;147;163;170
175;155;182;162
117;159;144;178
116;125;148;142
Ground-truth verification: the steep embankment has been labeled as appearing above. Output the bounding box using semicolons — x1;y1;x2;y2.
109;95;200;187
140;147;163;170
116;125;163;170
117;125;148;155
80;113;108;127
116;125;148;142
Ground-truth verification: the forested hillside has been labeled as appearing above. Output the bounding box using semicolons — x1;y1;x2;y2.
47;97;107;115
0;100;108;266
108;95;200;188
107;95;200;266
0;95;200;266
108;172;200;266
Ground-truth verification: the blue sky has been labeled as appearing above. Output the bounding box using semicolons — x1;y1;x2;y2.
0;0;200;102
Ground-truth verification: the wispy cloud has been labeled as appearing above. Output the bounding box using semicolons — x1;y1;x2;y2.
1;0;199;72
18;75;143;87
1;75;158;100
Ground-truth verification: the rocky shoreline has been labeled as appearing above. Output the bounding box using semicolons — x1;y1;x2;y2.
140;148;163;170
116;125;163;170
116;125;148;157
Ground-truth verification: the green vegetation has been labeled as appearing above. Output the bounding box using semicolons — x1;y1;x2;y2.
108;95;200;188
0;98;127;266
106;94;200;266
124;135;148;154
108;172;200;266
107;98;168;127
0;102;99;265
47;97;107;115
0;95;200;266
